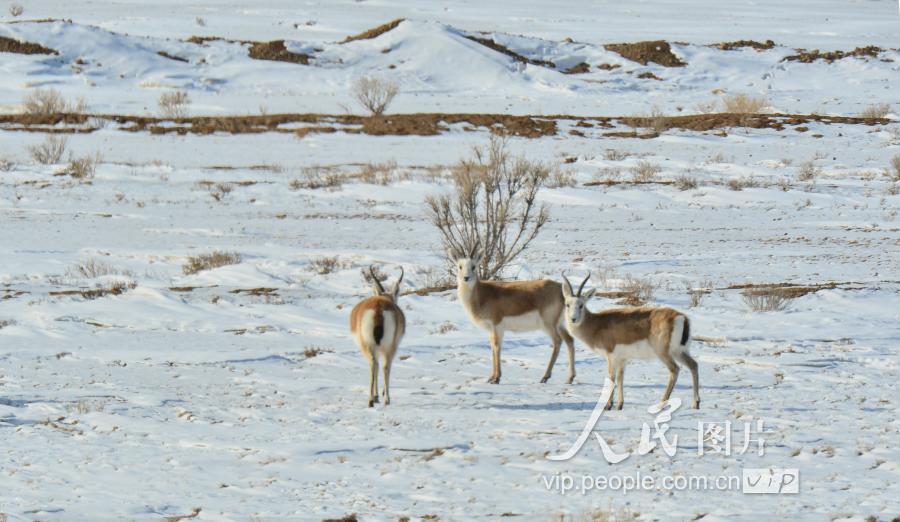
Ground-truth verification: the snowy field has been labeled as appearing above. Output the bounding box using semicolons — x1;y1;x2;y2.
1;1;899;520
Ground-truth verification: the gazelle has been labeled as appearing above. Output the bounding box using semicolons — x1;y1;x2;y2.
350;266;406;407
455;246;575;385
561;273;699;409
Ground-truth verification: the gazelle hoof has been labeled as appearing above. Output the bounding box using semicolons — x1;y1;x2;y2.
487;376;500;384
540;376;549;384
565;376;575;385
692;400;700;409
604;403;613;410
368;400;375;408
616;403;624;410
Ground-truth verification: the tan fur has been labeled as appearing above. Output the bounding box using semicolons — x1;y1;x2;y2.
457;265;575;385
566;302;699;409
350;294;405;407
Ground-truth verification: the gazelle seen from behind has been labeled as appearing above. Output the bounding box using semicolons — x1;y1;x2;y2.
350;266;406;407
561;273;700;409
456;246;575;385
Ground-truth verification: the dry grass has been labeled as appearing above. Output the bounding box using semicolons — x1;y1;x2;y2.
721;93;767;113
351;76;399;116
431;322;458;334
859;103;890;119
604;149;631;161
66;258;134;279
204;182;233;201
726;175;760;191
742;287;794;312
158;91;190;118
357;160;399;185
28;135;68;164
674;174;698;190
22;88;85;115
594;166;622;183
548;168;577;188
310;256;340;275
620;275;656;305
685;279;714;308
630;160;661;182
797;160;821;181
182;251;241;275
340;19;404;43
290;166;342;190
66;152;101;179
9;3;23;17
889;154;900;181
0;156;14;171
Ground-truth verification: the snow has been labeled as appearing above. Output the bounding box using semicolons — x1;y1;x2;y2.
2;1;900;520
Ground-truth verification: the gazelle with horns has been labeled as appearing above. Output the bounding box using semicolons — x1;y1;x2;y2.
561;272;700;409
455;245;576;384
350;266;406;407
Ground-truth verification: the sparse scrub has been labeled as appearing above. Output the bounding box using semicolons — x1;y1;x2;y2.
66;258;134;279
604;149;631;161
859;103;890;119
776;178;792;191
721;93;767;113
742;287;794;312
694;100;718;114
685;280;714;308
22;88;85;115
425;136;550;280
182;251;241;275
66;152;101;180
630;160;661;182
0;318;16;329
432;322;458;334
351;75;399;116
357;160;399;185
0;156;14;171
9;3;23;17
594;166;622;183
311;256;340;274
29;135;68;164
726;175;759;191
290;166;342;190
889;154;900;181
548;168;577;188
209;182;233;201
620;275;656;305
674;174;698;190
158;90;190;118
797;159;821;181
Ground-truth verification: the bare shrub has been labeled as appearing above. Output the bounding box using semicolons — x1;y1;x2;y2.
797;160;821;181
357;160;399;185
425;136;549;280
290;166;342;190
158;91;190;118
859;103;890;119
776;178;792;191
630;160;661;182
685;280;714;308
674;174;698;191
29;135;68;164
22;88;85;115
742;287;793;312
65;259;134;279
182;251;241;275
594;166;622;183
889;154;900;181
548;168;577;188
604;149;631;161
351;76;399;116
66;152;101;179
620;275;656;304
721;93;767;113
0;157;14;171
209;182;233;201
726;176;759;191
311;256;340;274
9;3;23;17
694;100;718;114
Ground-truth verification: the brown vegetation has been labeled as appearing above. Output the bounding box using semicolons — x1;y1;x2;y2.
0;35;58;55
604;41;685;67
465;35;555;68
340;19;405;44
714;40;775;51
783;46;882;63
248;40;311;64
183;251;242;275
563;62;591;74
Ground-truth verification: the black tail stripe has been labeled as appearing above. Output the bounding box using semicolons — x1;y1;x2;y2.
680;317;690;345
373;325;384;345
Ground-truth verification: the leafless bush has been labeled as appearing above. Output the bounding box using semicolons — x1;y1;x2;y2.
889;154;900;181
674;174;698;191
158;91;190;118
290;166;342;190
776;178;792;191
29;135;68;164
357;160;399;185
548;168;577;188
630;160;661;182
721;93;767;113
0;156;14;171
311;256;340;274
859;103;890;119
351;76;399;116
425;136;550;280
66;152;101;179
694;100;718;114
685;280;714;308
797;160;821;181
622;107;668;134
742;288;793;312
209;182;233;201
620;275;656;304
9;3;23;17
594;166;622;183
182;251;241;274
22;88;85;115
66;258;134;279
604;149;631;161
726;175;760;191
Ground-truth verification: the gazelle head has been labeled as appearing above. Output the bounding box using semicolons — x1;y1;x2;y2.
368;265;404;301
455;243;482;287
561;272;595;325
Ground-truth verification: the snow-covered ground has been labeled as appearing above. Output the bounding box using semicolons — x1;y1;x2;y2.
1;1;899;520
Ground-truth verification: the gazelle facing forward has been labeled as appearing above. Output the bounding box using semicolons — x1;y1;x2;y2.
350;266;406;407
456;247;575;384
562;273;699;409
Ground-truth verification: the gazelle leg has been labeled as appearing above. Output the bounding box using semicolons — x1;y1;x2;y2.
605;356;616;410
540;328;562;383
560;327;576;384
660;355;679;404
488;328;503;384
381;355;392;406
615;364;625;410
676;352;700;409
368;353;379;407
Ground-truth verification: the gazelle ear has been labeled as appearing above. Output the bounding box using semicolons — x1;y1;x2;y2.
583;287;596;300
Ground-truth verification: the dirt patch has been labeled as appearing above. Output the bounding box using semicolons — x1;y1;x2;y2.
157;51;188;63
722;281;848;298
714;40;776;51
0;35;58;55
604;41;685;67
248;40;311;65
465;35;555;68
783;46;883;63
596;63;621;70
562;62;591;74
340;19;405;44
